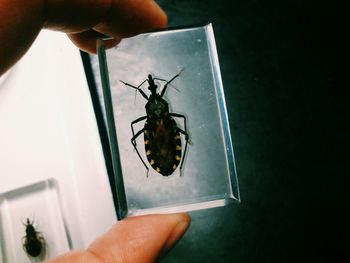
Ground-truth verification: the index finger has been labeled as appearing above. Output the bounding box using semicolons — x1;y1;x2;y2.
44;0;167;52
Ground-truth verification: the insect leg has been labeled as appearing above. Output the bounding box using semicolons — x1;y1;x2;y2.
160;69;184;97
131;128;150;177
170;113;189;176
170;113;188;135
131;116;149;176
22;236;26;246
38;232;45;243
131;116;147;145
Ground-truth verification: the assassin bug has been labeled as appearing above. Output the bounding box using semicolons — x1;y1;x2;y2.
22;218;45;258
120;71;189;176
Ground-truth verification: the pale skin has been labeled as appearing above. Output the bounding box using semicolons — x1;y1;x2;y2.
1;1;191;262
0;0;167;75
46;213;191;263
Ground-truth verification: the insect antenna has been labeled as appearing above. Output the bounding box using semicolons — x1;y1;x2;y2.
170;84;180;93
120;80;149;100
153;77;180;92
159;68;184;97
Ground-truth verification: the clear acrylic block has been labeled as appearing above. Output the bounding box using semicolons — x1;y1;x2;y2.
0;179;71;262
94;23;239;218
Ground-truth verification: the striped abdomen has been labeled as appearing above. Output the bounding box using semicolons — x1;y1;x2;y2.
144;117;182;176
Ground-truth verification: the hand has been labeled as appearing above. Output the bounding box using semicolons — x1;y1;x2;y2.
0;0;167;75
1;1;180;262
46;213;191;263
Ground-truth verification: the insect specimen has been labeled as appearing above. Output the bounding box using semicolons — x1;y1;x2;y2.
22;218;45;258
121;71;189;176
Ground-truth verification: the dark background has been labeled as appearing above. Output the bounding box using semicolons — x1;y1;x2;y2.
154;1;346;262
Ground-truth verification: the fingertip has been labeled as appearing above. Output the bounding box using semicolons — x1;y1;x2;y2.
68;30;121;54
161;213;191;254
88;213;191;263
93;0;168;38
153;1;168;29
165;212;191;231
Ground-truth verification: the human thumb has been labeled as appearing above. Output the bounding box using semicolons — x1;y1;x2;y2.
88;213;191;262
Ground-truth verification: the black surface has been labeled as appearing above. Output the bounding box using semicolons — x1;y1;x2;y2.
156;1;346;262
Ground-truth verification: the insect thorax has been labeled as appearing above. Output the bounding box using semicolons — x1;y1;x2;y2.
26;225;36;235
146;95;169;119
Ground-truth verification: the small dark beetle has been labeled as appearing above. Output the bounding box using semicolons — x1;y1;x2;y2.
121;71;189;176
22;218;45;258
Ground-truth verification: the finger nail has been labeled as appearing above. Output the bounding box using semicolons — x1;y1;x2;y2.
162;215;191;256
